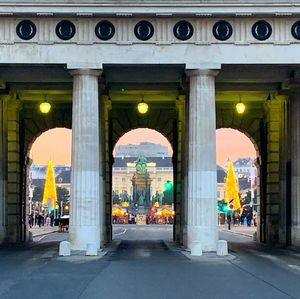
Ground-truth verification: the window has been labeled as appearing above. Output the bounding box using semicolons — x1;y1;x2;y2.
122;178;126;182
158;177;161;182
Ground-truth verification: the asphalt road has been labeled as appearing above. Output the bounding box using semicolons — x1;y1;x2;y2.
0;225;299;299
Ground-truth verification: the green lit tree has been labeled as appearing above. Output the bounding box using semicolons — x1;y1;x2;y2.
162;189;173;205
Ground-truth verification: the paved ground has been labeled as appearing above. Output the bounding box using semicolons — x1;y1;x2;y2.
30;225;58;237
0;225;300;299
219;224;257;238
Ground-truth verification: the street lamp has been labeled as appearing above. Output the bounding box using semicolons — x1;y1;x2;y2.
40;102;51;113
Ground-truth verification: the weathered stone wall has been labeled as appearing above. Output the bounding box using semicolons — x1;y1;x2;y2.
6;96;21;242
0;96;7;243
264;98;283;244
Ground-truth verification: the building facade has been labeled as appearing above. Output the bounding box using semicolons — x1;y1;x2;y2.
113;156;173;197
0;0;299;253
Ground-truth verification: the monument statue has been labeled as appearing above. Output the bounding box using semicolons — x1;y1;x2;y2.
131;155;152;211
134;155;148;175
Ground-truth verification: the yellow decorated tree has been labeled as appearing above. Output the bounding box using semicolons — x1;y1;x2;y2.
225;161;241;210
42;160;57;209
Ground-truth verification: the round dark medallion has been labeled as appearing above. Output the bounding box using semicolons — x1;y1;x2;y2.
291;21;300;40
56;20;76;40
173;20;194;41
252;20;272;41
134;21;154;41
16;20;36;40
95;20;115;40
213;20;232;41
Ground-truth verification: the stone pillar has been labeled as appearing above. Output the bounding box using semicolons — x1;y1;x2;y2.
7;96;21;243
69;69;101;251
175;95;185;244
186;69;218;252
103;95;112;243
0;96;7;243
290;90;300;247
264;99;282;244
98;81;106;247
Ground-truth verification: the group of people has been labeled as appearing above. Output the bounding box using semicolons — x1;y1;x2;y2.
226;211;256;230
28;212;55;228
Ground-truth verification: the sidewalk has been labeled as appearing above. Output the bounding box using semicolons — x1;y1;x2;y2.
219;224;256;238
29;225;58;237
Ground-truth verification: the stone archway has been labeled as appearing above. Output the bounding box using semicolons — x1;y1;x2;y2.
102;94;185;244
20;102;72;242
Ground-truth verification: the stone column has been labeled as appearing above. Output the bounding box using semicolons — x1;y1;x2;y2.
0;96;7;243
98;81;106;247
186;69;218;252
69;69;102;251
290;90;300;247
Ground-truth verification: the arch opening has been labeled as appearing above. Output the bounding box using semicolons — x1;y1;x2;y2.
216;128;260;241
26;128;72;242
111;128;174;241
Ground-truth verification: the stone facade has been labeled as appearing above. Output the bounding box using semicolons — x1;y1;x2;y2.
0;0;298;251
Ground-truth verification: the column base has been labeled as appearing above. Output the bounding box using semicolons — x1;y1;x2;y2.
69;226;100;251
292;225;300;247
187;225;217;252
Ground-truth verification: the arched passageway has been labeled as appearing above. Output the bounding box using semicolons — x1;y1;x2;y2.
26;128;72;241
216;128;259;240
112;128;174;240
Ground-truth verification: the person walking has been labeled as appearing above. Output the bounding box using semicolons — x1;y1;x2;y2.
45;214;50;226
37;213;43;228
50;214;54;227
28;213;34;228
246;212;252;227
227;213;232;230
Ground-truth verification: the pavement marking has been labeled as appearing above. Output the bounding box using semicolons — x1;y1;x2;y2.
33;235;47;242
113;228;127;236
288;264;300;271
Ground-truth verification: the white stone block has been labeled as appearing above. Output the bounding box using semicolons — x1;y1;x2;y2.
217;240;228;256
190;240;202;256
59;241;71;256
86;242;98;256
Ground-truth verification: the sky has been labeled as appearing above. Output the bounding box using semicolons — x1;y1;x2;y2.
30;127;257;167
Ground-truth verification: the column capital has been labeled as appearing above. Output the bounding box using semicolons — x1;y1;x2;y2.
186;69;219;78
69;69;102;77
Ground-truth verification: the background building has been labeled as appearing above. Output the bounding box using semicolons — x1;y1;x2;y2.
115;142;169;158
113;156;173;198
